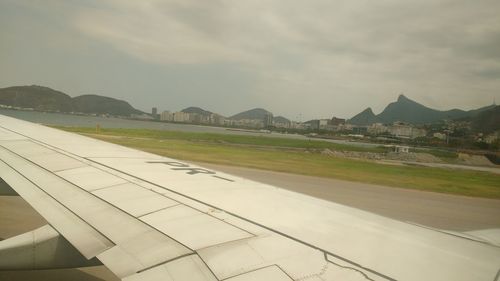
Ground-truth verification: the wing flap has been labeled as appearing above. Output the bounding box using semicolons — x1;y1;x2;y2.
141;205;254;250
56;166;128;191
1;140;86;172
0;142;193;277
92;183;179;217
0;154;113;258
224;266;293;281
123;255;217;281
0;127;25;141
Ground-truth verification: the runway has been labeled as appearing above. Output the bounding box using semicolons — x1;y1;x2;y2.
1;163;499;281
199;162;500;231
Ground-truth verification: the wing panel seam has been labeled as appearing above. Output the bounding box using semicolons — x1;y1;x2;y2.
87;157;397;281
0;143;196;253
0;156;114;258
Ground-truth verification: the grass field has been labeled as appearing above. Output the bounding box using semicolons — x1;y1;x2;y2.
56;126;500;199
57;127;387;153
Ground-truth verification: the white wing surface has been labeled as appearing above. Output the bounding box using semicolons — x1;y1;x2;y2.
0;114;499;281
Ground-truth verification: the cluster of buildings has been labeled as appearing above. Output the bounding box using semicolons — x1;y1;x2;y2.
300;119;427;139
305;117;347;131
156;110;278;129
367;122;427;139
431;120;499;145
343;122;427;139
152;107;432;140
142;107;499;148
297;118;428;139
151;107;500;145
159;111;226;125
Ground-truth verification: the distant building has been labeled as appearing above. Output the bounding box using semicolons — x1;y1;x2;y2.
318;119;329;129
212;114;226;125
484;132;499;144
368;123;388;135
274;119;291;128
330;117;346;126
188;113;200;123
233;119;264;128
411;128;427;139
173;111;190;122
388;122;426;139
152;107;158;119
352;126;368;135
433;132;446;140
308;120;320;130
160;111;174;121
263;112;274;127
394;145;410;153
290;122;306;130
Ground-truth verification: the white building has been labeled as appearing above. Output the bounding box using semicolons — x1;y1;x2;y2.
160;111;174;121
388;123;426;139
173;111;191;122
433;132;446;140
318;119;329;130
368;123;388;135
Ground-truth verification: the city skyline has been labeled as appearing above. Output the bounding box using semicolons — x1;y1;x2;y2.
0;84;496;122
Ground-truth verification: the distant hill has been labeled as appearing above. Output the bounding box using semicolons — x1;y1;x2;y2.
377;95;469;124
464;104;497;117
348;95;494;125
230;108;272;120
0;85;73;112
0;85;143;116
273;116;290;124
72;95;142;116
467;106;500;134
181;106;213;116
348;108;379;126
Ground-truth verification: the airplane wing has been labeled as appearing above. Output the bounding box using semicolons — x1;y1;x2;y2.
0;114;499;281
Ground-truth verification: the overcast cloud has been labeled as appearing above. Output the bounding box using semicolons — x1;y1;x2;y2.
1;0;499;120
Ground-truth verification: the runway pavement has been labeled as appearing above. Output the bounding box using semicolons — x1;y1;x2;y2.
1;162;499;281
198;162;500;231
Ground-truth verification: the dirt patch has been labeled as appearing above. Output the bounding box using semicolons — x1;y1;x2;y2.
322;149;443;163
321;149;383;160
385;152;444;163
456;153;495;166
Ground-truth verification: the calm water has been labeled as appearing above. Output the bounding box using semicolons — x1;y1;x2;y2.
0;108;379;147
0;108;297;137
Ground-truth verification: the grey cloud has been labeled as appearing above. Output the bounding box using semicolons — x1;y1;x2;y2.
1;0;499;119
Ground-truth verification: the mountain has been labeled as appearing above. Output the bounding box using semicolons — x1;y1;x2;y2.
465;104;497;117
181;107;213;116
273;116;290;124
468;106;500;134
72;95;142;116
348;108;379;126
230;108;271;120
348;95;494;125
377;95;467;124
0;85;143;116
0;85;73;112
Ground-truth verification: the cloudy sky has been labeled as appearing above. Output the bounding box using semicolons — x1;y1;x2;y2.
1;0;499;120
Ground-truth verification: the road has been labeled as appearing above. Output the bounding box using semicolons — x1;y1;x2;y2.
1;162;499;280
